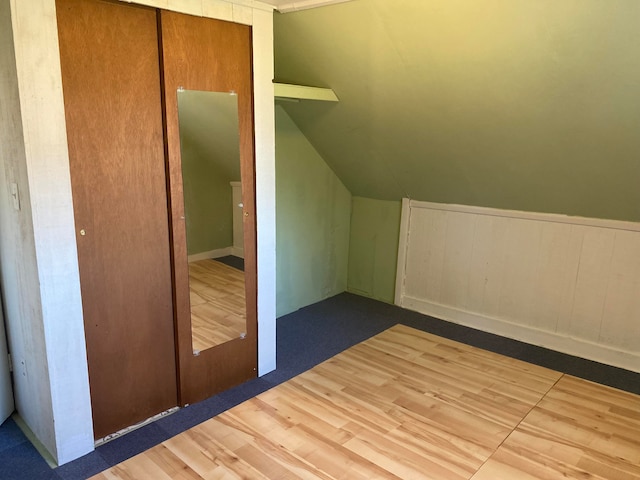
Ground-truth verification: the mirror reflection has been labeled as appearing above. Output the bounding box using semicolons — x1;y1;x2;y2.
177;89;246;354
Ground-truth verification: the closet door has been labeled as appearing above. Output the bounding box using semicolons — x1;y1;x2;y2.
160;11;257;405
56;0;177;439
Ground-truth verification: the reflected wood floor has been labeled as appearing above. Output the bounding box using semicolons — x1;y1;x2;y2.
189;259;246;352
92;325;640;480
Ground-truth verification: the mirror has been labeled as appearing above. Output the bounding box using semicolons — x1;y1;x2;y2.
177;89;246;354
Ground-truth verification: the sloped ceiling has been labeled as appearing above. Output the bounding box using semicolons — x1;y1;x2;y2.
274;0;640;221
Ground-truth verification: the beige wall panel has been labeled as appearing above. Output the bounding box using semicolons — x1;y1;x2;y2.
232;3;252;24
203;1;234;20
555;225;587;336
404;208;447;302
4;0;94;464
473;216;510;319
600;231;640;350
496;219;541;324
397;200;640;373
167;0;203;15
439;211;475;309
528;222;575;332
568;227;616;343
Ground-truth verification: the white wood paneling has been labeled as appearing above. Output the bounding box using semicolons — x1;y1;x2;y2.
5;0;93;464
396;200;640;373
0;304;13;424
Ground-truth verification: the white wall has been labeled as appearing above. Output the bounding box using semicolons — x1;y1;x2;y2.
251;7;277;375
396;199;640;373
0;302;14;424
1;0;82;463
0;0;276;465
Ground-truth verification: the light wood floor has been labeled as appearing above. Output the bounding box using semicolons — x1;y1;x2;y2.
189;259;246;352
92;325;640;479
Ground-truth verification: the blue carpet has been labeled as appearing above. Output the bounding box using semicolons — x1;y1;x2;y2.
214;255;244;271
1;292;638;479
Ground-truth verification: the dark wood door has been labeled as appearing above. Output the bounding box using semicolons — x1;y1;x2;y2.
159;11;257;405
56;0;178;439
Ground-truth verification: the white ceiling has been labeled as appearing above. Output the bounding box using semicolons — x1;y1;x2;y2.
260;0;353;13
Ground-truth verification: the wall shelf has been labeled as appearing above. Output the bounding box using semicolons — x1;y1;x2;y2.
274;83;339;102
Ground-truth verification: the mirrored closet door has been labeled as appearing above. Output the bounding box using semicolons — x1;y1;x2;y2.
160;10;258;406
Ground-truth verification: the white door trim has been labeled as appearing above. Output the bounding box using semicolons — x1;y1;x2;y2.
0;301;14;424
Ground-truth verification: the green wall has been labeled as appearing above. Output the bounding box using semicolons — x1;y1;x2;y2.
178;90;241;256
180;131;234;256
347;197;401;304
276;105;352;316
275;0;640;222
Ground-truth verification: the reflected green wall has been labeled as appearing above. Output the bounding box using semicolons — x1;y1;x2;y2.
347;197;401;304
180;135;234;256
276;105;352;317
178;90;240;256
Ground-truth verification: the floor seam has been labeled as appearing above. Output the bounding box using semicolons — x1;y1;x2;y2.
467;372;565;479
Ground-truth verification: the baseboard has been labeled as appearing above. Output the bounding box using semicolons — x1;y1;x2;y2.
401;296;640;374
231;246;244;259
12;413;58;468
94;406;179;448
188;247;232;263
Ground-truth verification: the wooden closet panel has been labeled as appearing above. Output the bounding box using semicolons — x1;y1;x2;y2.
160;11;257;405
56;0;177;438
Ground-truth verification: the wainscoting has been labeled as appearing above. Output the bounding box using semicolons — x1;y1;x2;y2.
395;199;640;373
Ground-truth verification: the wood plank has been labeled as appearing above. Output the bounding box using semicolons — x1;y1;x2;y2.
94;325;607;480
188;259;246;352
473;375;640;480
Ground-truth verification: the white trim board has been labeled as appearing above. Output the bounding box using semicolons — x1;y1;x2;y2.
407;200;640;233
396;199;640;374
187;247;244;262
403;296;640;374
187;247;233;263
